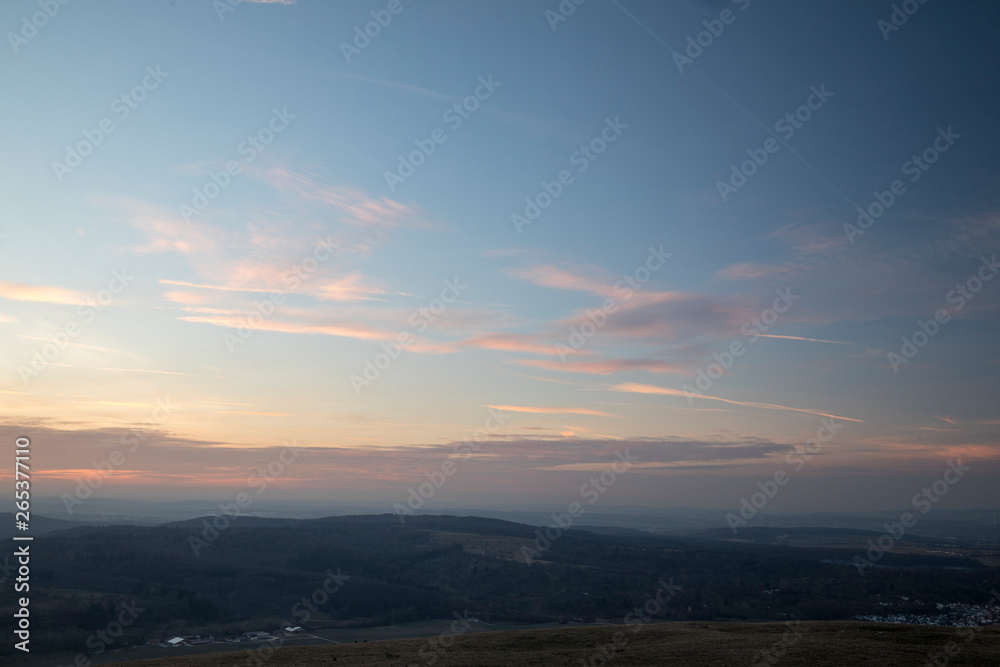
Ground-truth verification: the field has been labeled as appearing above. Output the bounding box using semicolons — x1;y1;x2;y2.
103;621;1000;667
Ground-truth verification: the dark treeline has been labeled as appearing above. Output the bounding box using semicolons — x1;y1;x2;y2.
1;515;996;655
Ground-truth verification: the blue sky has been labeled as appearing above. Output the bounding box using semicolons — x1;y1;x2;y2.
1;0;998;513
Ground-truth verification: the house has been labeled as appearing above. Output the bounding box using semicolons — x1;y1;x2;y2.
284;626;304;634
164;637;187;647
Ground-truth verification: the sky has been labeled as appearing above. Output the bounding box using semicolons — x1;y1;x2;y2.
1;0;998;515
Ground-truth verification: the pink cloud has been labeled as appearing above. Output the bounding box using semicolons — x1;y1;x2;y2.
311;272;391;302
557;291;750;341
512;358;685;375
255;166;426;230
102;197;218;255
507;264;618;296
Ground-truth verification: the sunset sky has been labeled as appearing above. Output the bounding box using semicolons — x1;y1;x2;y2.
1;0;998;513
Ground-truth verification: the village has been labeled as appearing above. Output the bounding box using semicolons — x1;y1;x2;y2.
151;626;307;648
855;601;1000;627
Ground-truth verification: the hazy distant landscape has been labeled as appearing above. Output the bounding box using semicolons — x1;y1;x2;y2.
1;507;997;663
3;0;999;665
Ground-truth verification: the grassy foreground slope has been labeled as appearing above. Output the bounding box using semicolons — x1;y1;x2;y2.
114;621;1000;666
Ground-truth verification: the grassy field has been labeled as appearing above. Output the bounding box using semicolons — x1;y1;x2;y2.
102;621;1000;666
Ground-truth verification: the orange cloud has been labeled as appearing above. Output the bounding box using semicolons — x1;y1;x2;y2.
407;332;583;356
218;411;290;417
486;404;619;417
178;313;395;341
0;280;88;305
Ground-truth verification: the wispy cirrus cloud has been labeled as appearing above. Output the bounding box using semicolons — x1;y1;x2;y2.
754;333;851;345
485;404;619;417
511;357;685;375
558;291;750;341
177;312;396;342
0;281;88;305
612;382;863;423
311;272;397;302
507;263;618;297
16;335;142;359
104;197;218;255
716;261;800;281
159;279;287;294
252;166;429;230
767;219;848;256
412;332;586;356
